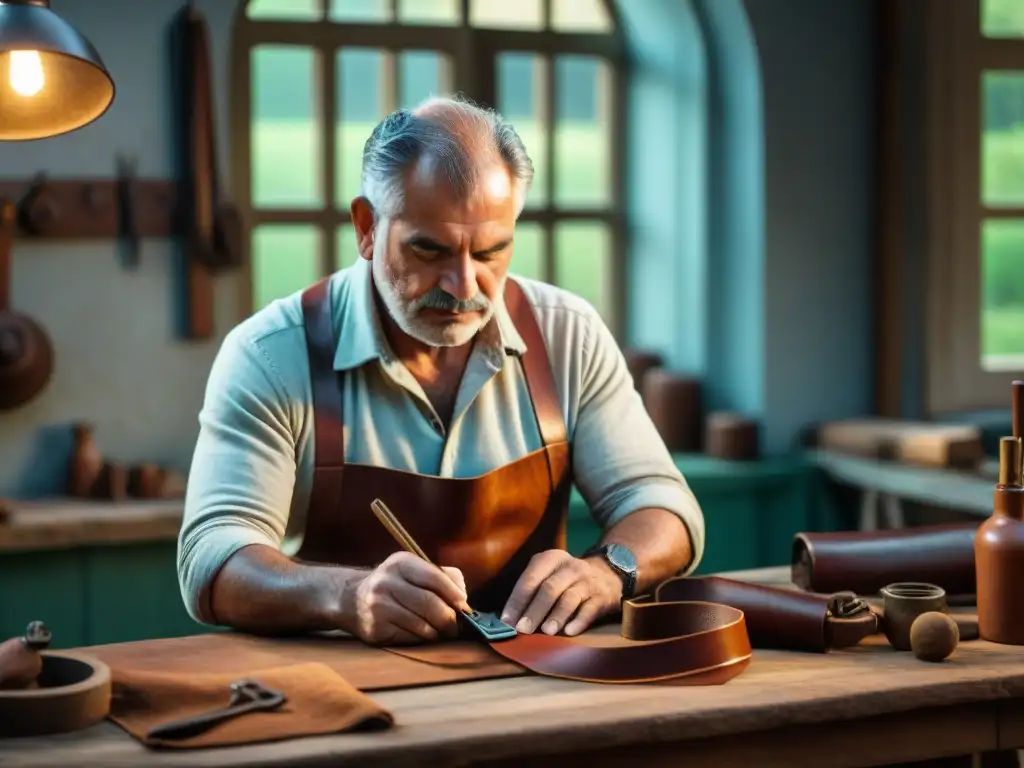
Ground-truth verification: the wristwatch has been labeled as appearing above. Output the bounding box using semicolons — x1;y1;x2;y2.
583;543;638;599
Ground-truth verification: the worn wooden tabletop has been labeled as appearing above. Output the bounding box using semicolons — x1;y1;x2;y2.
2;565;1024;767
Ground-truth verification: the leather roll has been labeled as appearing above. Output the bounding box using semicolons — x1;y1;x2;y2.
792;522;980;596
641;370;703;452
648;576;877;652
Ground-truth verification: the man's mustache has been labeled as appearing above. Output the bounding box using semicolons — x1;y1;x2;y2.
411;286;491;313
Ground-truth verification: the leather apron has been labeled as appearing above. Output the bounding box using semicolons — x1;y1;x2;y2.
294;276;573;613
288;275;873;686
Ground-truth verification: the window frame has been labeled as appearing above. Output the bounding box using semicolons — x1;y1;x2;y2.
229;0;629;336
926;0;1024;413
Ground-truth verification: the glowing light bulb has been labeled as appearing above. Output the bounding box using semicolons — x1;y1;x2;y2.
9;51;44;97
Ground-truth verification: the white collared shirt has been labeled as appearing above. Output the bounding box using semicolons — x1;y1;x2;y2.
177;259;705;624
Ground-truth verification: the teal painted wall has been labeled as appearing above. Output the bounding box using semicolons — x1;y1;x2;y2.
621;0;877;456
748;0;877;453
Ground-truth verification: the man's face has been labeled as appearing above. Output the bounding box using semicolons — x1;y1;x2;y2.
354;160;518;348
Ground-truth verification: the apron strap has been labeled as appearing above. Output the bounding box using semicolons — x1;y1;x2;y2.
301;276;570;476
301;278;346;522
502;278;568;450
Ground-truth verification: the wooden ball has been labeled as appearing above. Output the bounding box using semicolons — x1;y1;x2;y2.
909;611;959;662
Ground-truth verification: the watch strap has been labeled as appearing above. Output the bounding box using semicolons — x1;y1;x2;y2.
583;543;637;599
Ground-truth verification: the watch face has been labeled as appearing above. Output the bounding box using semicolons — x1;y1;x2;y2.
606;544;637;573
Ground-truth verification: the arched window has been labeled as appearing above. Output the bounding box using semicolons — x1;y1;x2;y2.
230;0;627;334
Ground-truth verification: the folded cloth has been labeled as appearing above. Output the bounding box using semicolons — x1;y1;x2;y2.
108;661;393;749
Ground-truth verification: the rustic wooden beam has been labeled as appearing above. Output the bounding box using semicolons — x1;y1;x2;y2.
4;178;179;239
0;176;227;342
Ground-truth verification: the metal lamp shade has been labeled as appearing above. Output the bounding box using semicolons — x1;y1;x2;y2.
0;1;114;140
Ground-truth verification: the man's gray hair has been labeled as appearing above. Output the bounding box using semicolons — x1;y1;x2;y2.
359;95;534;222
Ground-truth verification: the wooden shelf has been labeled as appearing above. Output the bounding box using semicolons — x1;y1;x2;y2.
0;498;183;552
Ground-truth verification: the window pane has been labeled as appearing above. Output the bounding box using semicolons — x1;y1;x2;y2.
982;0;1024;38
511;223;544;281
337;49;393;206
330;0;391;22
981;219;1024;370
251;46;322;208
983;72;1024;207
399;51;452;109
554;222;611;318
398;0;460;25
497;53;548;208
555;56;611;208
247;0;321;20
470;0;542;29
252;226;322;311
551;0;612;32
336;224;359;269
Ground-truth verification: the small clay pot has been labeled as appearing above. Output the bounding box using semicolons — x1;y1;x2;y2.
881;582;947;651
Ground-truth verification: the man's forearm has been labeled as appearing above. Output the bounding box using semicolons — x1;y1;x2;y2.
208;544;367;635
590;508;692;594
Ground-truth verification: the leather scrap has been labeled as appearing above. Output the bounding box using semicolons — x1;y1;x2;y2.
107;662;392;749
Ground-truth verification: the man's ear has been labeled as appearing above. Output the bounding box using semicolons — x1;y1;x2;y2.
350;197;377;261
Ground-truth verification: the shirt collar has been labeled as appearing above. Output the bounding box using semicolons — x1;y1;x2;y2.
331;258;527;372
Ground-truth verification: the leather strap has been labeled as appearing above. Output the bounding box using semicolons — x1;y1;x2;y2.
501;280;567;449
390;575;877;684
485;601;751;684
302;278;345;469
301;278;346;524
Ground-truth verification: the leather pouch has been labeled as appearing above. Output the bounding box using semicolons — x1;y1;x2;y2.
791;522;979;596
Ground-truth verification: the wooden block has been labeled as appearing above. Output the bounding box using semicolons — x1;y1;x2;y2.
641;371;703;452
705;412;760;460
815;418;984;469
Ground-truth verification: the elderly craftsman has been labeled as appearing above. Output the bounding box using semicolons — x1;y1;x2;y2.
177;95;704;646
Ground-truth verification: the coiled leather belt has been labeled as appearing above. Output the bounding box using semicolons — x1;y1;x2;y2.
392;575;879;685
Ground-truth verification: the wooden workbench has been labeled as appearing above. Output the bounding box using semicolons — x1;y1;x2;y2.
1;566;1023;767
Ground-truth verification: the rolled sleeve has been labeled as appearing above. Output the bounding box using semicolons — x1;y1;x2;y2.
177;327;300;624
569;313;706;574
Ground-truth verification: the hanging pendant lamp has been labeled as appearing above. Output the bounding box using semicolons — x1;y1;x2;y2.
0;0;115;140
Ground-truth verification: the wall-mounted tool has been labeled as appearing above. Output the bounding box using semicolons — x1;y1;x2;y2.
116;154;141;269
0;198;53;412
0;173;177;240
172;0;246;340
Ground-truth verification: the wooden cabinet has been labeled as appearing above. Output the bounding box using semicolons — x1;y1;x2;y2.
0;542;213;649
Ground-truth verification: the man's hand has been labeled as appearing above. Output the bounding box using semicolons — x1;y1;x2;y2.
350;552;469;645
500;550;622;637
